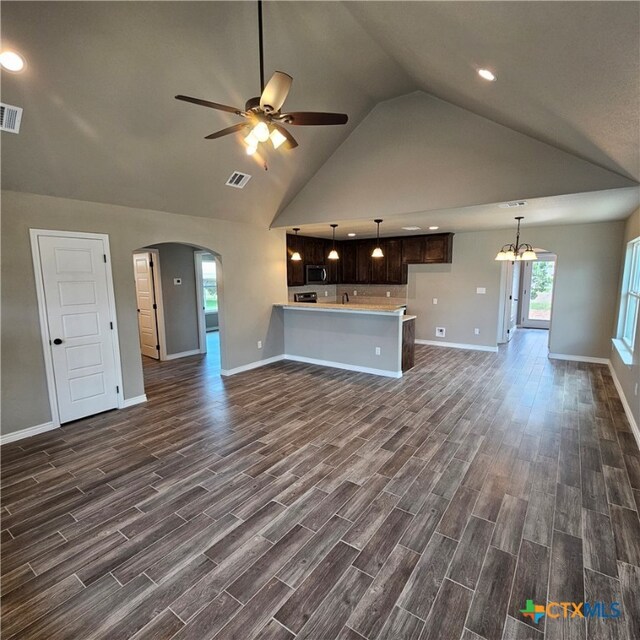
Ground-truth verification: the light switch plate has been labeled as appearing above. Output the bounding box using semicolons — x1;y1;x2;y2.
476;287;486;294
432;298;438;305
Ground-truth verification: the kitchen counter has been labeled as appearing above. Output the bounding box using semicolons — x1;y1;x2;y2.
275;302;411;378
276;302;405;315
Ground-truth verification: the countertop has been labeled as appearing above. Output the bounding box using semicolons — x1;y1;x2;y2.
402;315;417;322
275;302;406;316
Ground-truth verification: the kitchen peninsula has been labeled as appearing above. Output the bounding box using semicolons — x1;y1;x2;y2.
274;301;415;378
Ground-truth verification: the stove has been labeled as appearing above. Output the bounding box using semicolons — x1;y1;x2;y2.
293;292;318;303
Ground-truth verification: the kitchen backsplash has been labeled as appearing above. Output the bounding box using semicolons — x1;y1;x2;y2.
288;283;407;304
288;284;337;302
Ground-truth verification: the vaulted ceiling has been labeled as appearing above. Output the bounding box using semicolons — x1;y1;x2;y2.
1;1;638;231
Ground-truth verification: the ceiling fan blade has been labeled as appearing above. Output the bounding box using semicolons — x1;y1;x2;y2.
175;95;242;115
284;112;349;126
271;123;298;149
204;123;249;140
260;71;293;112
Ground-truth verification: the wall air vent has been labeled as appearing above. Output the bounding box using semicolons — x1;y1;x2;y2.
225;171;251;189
0;102;22;133
499;200;528;209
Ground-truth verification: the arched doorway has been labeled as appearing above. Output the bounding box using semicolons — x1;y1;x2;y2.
131;242;223;388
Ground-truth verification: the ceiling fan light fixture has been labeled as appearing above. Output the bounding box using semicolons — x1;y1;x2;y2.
252;121;270;143
270;128;287;149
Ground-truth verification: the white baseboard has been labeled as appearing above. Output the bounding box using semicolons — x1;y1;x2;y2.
164;349;202;361
221;355;285;376
284;354;403;378
548;353;610;365
0;421;59;446
415;339;499;353
608;361;640;451
122;394;147;408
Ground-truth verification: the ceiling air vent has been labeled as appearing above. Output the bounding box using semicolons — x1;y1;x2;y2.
225;171;251;189
0;103;23;133
499;200;528;209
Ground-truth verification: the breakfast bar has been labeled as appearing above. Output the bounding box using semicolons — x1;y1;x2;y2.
274;302;415;378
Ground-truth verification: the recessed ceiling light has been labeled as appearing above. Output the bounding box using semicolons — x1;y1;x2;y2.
478;68;496;82
0;51;25;72
402;226;421;231
347;233;356;237
428;226;439;230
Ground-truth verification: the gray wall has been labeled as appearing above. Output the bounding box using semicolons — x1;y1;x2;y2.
1;190;287;435
407;221;625;358
610;208;640;427
148;243;199;356
284;308;402;374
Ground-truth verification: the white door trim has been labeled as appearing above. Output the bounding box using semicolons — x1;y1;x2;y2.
30;229;125;427
194;251;208;354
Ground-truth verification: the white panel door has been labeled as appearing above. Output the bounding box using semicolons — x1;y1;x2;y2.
133;252;159;359
38;235;119;423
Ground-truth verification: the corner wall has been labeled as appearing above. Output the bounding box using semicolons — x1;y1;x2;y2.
406;221;625;358
1;191;287;436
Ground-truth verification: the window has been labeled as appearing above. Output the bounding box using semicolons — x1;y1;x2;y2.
202;258;218;312
619;238;640;354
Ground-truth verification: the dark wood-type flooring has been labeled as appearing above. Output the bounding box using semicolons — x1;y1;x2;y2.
2;329;639;639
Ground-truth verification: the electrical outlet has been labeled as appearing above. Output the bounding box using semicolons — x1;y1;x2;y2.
435;327;446;337
353;290;357;296
386;291;391;297
375;347;381;356
324;290;328;297
257;340;262;349
635;383;639;396
474;328;480;335
432;298;438;305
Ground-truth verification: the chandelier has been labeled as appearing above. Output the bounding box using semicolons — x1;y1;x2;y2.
495;216;538;261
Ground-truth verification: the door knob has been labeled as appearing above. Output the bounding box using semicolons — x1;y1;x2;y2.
53;338;63;345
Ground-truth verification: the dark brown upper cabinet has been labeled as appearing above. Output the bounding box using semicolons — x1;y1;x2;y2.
340;241;357;284
286;232;453;286
286;233;305;287
401;233;453;264
356;240;374;284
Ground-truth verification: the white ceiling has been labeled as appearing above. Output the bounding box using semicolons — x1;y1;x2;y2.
1;1;638;231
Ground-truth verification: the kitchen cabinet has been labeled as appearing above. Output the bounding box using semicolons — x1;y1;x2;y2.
370;239;406;285
356;240;374;284
402;317;415;372
402;233;453;264
286;234;305;287
286;232;453;286
340;241;357;284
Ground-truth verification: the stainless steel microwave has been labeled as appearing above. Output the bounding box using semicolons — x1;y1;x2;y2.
306;265;328;284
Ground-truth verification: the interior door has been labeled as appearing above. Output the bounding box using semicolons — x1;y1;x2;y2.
521;255;556;329
38;235;119;423
133;252;160;359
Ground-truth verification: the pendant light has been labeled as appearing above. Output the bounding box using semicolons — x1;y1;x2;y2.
372;219;384;258
495;216;538;262
290;228;302;261
328;224;339;260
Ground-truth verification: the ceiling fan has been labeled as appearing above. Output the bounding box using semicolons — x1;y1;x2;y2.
175;0;348;154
